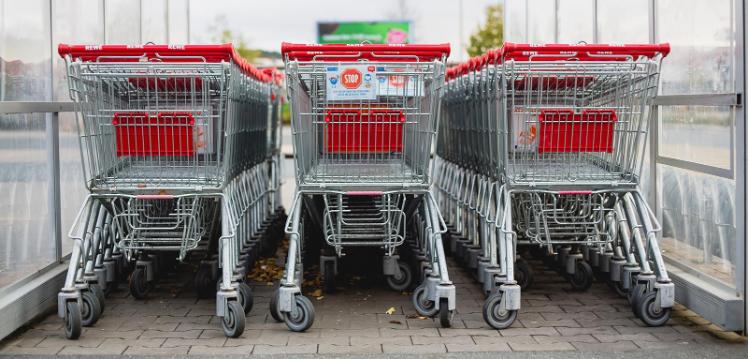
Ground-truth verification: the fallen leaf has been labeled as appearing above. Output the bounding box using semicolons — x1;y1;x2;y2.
310;289;322;297
316;296;324;301
385;307;396;315
418;316;428;320
389;320;402;325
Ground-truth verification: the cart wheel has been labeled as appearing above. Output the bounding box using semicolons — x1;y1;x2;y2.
482;292;517;329
104;280;118;296
90;283;106;312
515;258;534;290
283;295;315;332
323;260;336;293
194;267;215;299
269;287;283;322
412;285;437;317
221;301;245;338
64;301;82;340
237;282;254;314
629;284;647;318
637;290;671;327
385;261;413;292
80;290;102;327
607;279;628;297
438;298;452;328
569;261;593;291
129;267;150;300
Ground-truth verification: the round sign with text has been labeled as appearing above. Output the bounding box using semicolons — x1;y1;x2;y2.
341;68;363;89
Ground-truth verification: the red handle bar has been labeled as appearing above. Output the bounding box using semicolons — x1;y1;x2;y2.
281;42;450;62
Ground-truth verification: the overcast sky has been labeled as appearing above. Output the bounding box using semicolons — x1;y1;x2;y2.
189;0;501;61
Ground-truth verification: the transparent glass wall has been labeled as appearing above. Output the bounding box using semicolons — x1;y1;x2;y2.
0;0;53;288
0;0;190;291
557;0;593;43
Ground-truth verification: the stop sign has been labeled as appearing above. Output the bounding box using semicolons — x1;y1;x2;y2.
341;68;363;89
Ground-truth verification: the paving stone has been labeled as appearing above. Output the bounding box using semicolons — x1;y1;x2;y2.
594;333;658;343
1;336;45;348
473;335;537;345
100;338;165;348
290;335;349;345
446;343;511;352
36;336;103;348
509;341;575;351
123;345;190;355
383;344;446;353
320;328;379;338
140;329;202;339
162;337;226;347
534;334;598;344
562;304;618;313
614;324;679;335
0;346;62;355
556;326;618;336
380;328;440;337
571;340;639;352
500;327;560;337
438;328;501;337
318;344;382;354
350;336;412;345
412;335;473;345
81;329;143;339
189;345;254;355
253;344;317;354
58;344;127;355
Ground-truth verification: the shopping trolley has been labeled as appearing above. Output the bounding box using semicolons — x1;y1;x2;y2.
437;43;673;328
57;44;280;339
274;42;455;331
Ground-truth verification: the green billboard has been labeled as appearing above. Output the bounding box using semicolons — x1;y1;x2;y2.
317;21;410;44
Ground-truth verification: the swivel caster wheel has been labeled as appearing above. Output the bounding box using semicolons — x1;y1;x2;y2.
129;267;152;300
323;260;336;293
237;282;254;314
283;295;315;332
89;283;106;313
482;292;517;329
629;283;647;318
412;285;437;317
637;290;671;326
221;301;245;338
63;301;82;340
80;290;102;327
438;298;452;328
568;261;593;291
385;261;413;292
194;267;215;299
268;286;283;322
515;258;534;290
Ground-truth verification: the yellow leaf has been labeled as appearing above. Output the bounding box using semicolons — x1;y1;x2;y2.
310;289;322;297
385;307;396;315
316;296;324;301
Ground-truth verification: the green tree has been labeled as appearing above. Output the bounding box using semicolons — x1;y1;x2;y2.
467;4;504;57
214;29;261;63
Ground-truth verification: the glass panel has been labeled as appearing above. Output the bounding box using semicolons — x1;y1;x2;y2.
0;0;55;289
597;0;649;43
0;0;52;101
53;0;104;255
557;0;593;43
527;0;555;43
658;164;736;287
657;0;734;94
167;0;189;43
142;0;167;44
659;106;732;169
105;0;141;44
504;0;527;42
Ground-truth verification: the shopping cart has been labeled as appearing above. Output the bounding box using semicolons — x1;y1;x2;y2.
275;42;455;331
57;44;281;339
437;43;673;328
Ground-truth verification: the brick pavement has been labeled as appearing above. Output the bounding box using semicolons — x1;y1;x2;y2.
0;256;744;356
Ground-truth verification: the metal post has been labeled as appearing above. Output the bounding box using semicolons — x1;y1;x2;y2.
592;0;598;43
737;0;747;336
47;112;62;263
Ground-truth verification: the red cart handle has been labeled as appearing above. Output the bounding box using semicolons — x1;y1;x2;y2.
499;42;670;61
58;43;273;83
281;42;450;62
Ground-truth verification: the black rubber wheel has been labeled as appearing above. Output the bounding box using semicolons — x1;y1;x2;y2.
221;301;246;338
438;298;452;328
637;290;672;327
80;290;102;327
411;285;437;317
238;282;254;314
569;261;594;291
129;267;150;300
629;284;647;318
64;301;82;340
283;295;315;332
194;268;215;299
385;261;413;292
482;292;518;329
269;287;283;322
515;258;534;290
90;283;106;312
323;260;335;293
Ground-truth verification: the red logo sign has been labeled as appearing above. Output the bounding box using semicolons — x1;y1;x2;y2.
341;68;363;89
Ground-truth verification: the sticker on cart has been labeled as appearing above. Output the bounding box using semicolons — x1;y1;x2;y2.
377;69;423;97
511;109;538;152
326;65;377;101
